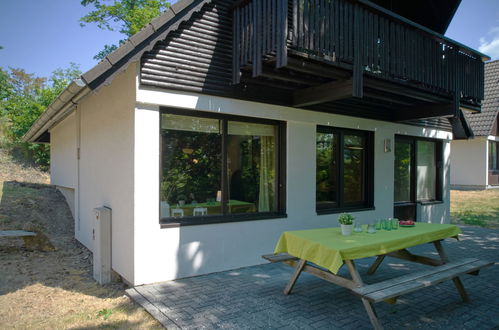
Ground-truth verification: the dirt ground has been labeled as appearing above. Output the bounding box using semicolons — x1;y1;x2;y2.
0;149;161;329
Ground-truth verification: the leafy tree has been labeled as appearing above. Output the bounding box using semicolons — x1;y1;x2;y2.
80;0;171;60
0;64;81;169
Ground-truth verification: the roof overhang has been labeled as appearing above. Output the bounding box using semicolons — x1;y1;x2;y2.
23;79;90;143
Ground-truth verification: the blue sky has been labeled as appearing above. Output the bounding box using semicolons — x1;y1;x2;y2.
0;0;498;79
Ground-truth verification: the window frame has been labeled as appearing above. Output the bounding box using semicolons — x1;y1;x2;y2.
489;140;499;172
316;125;374;214
394;135;443;205
159;107;287;227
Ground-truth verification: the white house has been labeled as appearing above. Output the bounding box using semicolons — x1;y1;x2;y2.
451;60;499;189
24;0;488;286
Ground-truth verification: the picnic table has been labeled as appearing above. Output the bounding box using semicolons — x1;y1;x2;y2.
265;223;493;329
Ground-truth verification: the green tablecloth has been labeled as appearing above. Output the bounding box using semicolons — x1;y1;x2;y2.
274;223;461;274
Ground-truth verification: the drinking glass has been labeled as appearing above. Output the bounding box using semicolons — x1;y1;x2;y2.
354;222;363;233
367;223;376;233
391;218;399;230
375;219;382;231
383;219;391;231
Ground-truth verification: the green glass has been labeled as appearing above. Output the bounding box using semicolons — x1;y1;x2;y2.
391;218;399;230
383;219;391;231
375;219;382;230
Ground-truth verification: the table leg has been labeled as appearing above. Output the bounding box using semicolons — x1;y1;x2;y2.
361;298;384;330
433;241;470;303
283;259;306;295
433;240;449;264
367;255;386;275
345;260;383;329
452;277;470;303
345;259;364;286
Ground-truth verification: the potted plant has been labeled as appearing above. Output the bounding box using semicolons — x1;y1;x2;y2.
338;213;355;236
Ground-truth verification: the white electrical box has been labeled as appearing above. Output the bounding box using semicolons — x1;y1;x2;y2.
93;206;112;284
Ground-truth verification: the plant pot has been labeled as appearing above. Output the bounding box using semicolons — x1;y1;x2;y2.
340;224;353;236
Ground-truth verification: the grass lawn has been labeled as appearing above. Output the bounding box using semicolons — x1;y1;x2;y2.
450;189;499;228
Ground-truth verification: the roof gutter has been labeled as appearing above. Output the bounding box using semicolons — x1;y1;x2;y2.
23;78;91;143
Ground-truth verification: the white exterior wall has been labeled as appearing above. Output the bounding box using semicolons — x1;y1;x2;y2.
133;86;452;285
74;64;136;283
450;137;488;188
50;112;77;188
50;113;78;219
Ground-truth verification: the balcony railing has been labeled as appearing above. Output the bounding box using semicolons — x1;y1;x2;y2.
233;0;486;105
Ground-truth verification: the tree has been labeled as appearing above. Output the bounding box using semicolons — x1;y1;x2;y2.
0;64;81;168
80;0;171;60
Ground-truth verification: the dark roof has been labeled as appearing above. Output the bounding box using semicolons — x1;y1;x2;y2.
370;0;461;34
466;60;499;136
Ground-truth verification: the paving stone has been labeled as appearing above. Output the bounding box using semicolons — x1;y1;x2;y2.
128;226;498;329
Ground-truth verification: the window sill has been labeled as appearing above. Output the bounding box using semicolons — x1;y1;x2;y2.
418;200;444;206
316;206;375;216
160;213;287;228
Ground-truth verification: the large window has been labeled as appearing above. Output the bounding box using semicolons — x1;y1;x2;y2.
316;126;374;213
160;109;285;225
490;141;499;171
394;137;442;203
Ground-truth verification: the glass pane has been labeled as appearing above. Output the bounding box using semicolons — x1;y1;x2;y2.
394;141;412;202
343;134;365;204
161;114;222;218
227;121;277;214
416;141;436;200
490;141;498;170
316;132;338;209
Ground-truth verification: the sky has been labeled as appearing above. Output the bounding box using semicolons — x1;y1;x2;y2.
0;0;499;80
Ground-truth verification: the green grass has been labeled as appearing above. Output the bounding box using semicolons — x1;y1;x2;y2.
451;189;499;228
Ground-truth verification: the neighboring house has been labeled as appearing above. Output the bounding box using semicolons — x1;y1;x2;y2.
451;60;499;189
24;0;487;286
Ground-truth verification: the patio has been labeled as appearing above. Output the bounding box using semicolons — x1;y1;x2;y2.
127;226;499;329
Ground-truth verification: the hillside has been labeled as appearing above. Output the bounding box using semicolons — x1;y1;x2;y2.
0;149;159;328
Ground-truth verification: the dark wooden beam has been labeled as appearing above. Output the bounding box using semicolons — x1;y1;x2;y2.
365;77;451;103
293;79;353;107
285;56;351;80
394;102;455;121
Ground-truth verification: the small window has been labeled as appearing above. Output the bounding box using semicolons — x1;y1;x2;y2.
316;126;374;213
490;141;499;171
160;109;285;225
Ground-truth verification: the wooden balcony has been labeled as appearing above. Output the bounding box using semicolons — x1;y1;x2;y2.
232;0;488;125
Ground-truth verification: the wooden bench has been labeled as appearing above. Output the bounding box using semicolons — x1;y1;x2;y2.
353;257;494;304
0;230;55;251
0;230;37;238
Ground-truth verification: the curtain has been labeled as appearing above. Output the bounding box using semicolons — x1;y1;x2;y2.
258;136;275;211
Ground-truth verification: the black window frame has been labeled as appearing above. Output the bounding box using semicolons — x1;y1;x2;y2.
316;125;374;214
159;107;287;227
394;135;443;205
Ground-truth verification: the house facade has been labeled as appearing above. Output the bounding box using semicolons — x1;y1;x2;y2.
25;0;487;286
451;60;499;189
